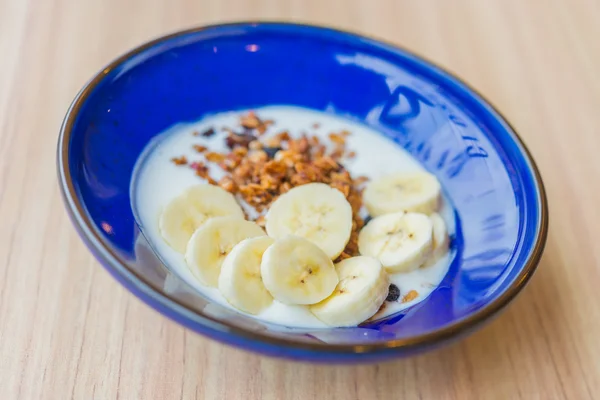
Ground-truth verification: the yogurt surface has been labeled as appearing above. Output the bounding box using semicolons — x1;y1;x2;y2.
131;105;455;329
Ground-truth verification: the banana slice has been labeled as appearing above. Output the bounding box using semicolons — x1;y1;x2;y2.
218;236;274;314
261;235;339;305
358;212;433;273
363;171;441;216
310;256;389;327
265;182;353;259
430;213;449;258
421;212;450;269
159;184;245;252
185;216;266;287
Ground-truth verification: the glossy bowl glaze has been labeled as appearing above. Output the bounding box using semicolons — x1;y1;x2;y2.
57;22;548;363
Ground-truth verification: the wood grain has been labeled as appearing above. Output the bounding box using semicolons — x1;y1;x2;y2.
1;0;599;398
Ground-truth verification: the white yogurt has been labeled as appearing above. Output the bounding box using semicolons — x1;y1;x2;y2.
131;106;455;329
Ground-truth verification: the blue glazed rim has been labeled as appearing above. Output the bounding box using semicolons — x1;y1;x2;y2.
57;21;548;361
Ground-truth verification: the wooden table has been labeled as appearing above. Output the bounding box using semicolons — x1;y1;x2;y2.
1;0;599;398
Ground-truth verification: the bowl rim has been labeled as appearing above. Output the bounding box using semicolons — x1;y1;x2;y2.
57;20;548;358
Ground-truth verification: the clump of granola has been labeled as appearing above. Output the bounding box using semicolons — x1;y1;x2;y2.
386;284;401;302
171;111;368;261
171;155;188;165
402;290;419;303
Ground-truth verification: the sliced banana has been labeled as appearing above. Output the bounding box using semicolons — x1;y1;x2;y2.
185;216;266;287
265;182;352;260
218;236;274;314
363;171;441;216
159;184;245;252
430;213;449;258
421;213;450;268
310;256;389;327
358;212;433;273
261;235;339;305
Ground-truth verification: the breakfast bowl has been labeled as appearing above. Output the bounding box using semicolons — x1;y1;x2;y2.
57;22;548;363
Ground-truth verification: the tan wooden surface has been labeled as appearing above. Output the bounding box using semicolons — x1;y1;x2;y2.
1;0;599;398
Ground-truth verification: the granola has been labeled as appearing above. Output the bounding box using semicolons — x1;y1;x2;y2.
179;111;368;261
170;155;188;165
402;290;419;303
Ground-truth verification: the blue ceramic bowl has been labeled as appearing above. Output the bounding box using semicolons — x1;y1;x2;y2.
57;22;548;363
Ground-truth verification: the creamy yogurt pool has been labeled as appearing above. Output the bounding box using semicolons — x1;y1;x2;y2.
131;106;455;329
